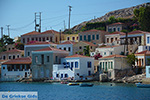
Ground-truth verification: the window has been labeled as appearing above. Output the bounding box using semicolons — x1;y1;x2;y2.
59;48;61;49
71;62;73;70
115;37;117;41
92;35;95;40
50;37;52;42
65;74;68;78
108;62;110;69
23;38;25;43
47;56;49;62
79;46;82;49
56;37;58;42
146;46;147;49
104;52;106;55
111;38;113;43
3;67;5;69
56;74;59;77
147;37;150;44
113;28;116;32
88;71;91;76
107;38;109;43
41;55;44;64
27;38;29;42
103;62;104;70
13;55;15;59
9;56;11;59
75;62;78;68
43;37;45;41
118;28;120;31
77;37;78;40
67;37;70;40
80;35;82;41
47;37;49;40
99;62;102;71
84;35;86;41
96;34;99;40
110;52;113;55
111;62;113;69
55;56;58;63
28;52;30;56
64;47;66;50
39;37;41;41
90;46;92;49
17;55;19;58
87;62;92;68
32;38;34;41
77;73;79;76
9;48;11;50
105;62;107;71
72;37;75;40
68;47;71;51
61;74;63;78
3;56;5;60
88;35;91;42
149;68;150;74
36;38;38;41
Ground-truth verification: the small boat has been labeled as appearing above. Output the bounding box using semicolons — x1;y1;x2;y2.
79;83;93;87
135;83;150;88
61;81;68;84
67;83;80;86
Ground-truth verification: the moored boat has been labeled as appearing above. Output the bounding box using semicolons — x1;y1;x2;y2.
135;83;150;88
61;81;68;84
67;83;80;86
79;83;93;87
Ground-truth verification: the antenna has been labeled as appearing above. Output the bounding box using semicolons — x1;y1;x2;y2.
68;5;72;30
35;12;41;32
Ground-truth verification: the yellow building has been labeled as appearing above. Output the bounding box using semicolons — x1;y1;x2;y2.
63;34;78;42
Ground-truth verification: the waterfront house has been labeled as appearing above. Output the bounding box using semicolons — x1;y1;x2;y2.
63;34;78;42
53;54;94;80
99;55;131;80
135;50;150;73
73;41;97;56
31;47;69;81
1;57;31;81
138;45;150;53
21;30;64;44
24;41;57;57
57;41;76;56
146;66;150;78
105;32;125;45
0;49;24;60
106;22;126;32
78;29;109;45
95;45;124;57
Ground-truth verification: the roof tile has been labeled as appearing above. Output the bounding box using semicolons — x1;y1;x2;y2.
65;54;91;58
100;54;126;59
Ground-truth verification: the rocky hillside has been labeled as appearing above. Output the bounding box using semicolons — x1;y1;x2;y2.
71;2;150;33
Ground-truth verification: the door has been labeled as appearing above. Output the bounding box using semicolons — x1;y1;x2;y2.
139;59;141;67
25;72;27;77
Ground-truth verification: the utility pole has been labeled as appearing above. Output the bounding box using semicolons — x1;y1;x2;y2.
68;5;72;30
6;25;10;37
35;12;41;32
59;29;62;43
64;20;66;31
1;27;3;46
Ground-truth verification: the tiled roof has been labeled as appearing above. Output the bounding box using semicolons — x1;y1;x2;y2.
82;41;97;46
135;50;150;55
106;32;125;35
2;57;32;65
80;29;106;33
128;30;150;35
65;54;91;58
41;30;59;34
0;49;24;54
22;31;40;36
35;47;69;53
26;41;57;45
108;22;124;26
59;41;76;45
100;54;126;59
98;45;121;48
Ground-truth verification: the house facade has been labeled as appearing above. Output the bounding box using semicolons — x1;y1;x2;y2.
31;47;69;81
78;29;109;45
1;57;31;81
0;49;24;60
53;54;94;80
105;32;125;45
21;30;64;44
73;41;97;55
146;66;150;78
95;45;124;57
63;34;78;42
138;45;150;53
57;41;76;56
99;55;131;80
106;22;126;32
24;41;57;57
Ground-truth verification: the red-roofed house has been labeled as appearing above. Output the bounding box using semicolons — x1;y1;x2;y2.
24;41;57;57
106;22;126;32
105;32;125;45
73;41;97;56
78;29;109;45
99;54;131;80
1;57;32;81
53;54;94;80
0;49;24;60
21;30;64;44
57;41;77;56
31;47;69;81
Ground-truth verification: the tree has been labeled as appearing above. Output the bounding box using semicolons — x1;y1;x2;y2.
134;6;150;32
0;35;14;46
83;46;90;56
126;54;138;67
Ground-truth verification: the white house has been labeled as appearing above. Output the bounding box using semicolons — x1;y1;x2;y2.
95;45;124;57
99;54;131;80
138;45;150;53
146;66;150;78
57;41;76;56
53;54;94;80
1;57;32;81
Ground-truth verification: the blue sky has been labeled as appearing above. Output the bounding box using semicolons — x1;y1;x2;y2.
0;0;149;38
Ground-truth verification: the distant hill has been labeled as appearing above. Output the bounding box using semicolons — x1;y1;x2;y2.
68;2;150;33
